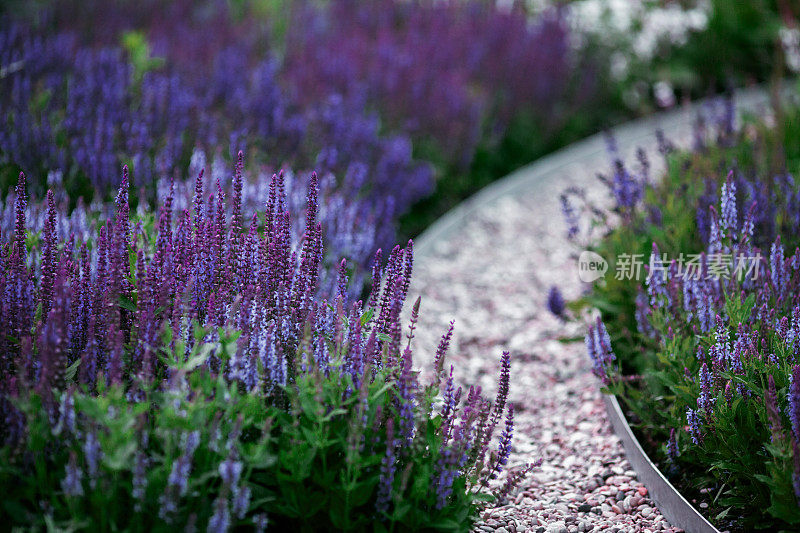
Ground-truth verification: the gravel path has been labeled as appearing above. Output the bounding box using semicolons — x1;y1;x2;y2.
405;88;779;533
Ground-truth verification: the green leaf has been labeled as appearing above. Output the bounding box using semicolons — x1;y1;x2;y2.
64;358;81;383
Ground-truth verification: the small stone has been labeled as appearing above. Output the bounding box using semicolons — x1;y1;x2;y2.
611;504;623;514
699;502;709;509
615;491;625;501
640;506;653;518
578;503;592;513
638;486;648;497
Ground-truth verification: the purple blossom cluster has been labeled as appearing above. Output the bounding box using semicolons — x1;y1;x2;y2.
428;350;516;508
0;13;433;265
0;158;416;443
1;157;527;524
283;0;580;165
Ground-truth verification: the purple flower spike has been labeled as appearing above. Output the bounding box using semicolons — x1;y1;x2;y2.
697;363;715;415
789;366;800;442
667;428;679;463
494;404;515;478
61;451;84;497
375;418;396;513
585;317;616;383
686;408;703;445
766;375;784;443
546;285;566;319
720;173;738;234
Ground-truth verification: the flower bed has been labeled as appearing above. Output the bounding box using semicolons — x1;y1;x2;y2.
0;160;530;530
569;86;800;531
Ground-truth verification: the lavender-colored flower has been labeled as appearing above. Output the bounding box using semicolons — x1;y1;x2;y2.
495;404;514;476
53;388;76;436
585;317;616;383
647;242;669;307
610;159;643;209
232;485;251;519
218;457;243;488
789;366;800;442
132;452;148;509
771;237;789;295
697;363;716;415
766;375;784;443
253;514;269;533
686;408;703;445
560;194;580;240
83;431;102;487
720;174;738;234
635;290;656;338
375;418;396;513
207;497;230;533
667;428;679;463
546;286;566;318
61;452;84;497
708;206;722;253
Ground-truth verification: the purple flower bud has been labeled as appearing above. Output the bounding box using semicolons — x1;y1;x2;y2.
560;193;580;240
375;418;396;513
720;174;737;234
789;366;800;443
219;457;243;488
697;363;715;415
667;428;679;463
546;285;566;318
61;451;84;497
232;485;251;519
207;497;230;533
132;452;148;508
771;237;788;295
585;317;615;383
766;375;784;443
83;431;102;487
686;408;703;445
253;514;269;533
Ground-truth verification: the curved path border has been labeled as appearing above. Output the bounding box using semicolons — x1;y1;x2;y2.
407;83;795;533
603;396;718;533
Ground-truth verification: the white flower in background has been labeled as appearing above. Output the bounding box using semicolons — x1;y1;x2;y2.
566;0;710;65
780;26;800;73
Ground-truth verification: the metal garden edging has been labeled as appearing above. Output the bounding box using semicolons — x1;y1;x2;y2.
603;395;720;533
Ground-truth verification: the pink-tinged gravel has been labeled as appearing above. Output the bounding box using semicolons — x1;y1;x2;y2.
406;131;686;533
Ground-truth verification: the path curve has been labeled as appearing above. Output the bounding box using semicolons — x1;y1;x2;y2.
406;86;781;533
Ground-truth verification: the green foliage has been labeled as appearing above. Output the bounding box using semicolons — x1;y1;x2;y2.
2;316;506;531
121;31;165;86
